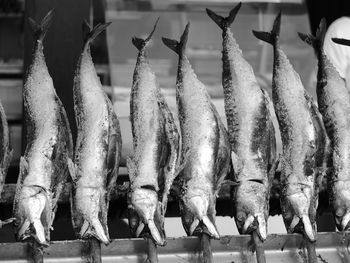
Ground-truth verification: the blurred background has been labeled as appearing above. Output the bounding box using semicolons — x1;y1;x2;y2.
0;0;348;243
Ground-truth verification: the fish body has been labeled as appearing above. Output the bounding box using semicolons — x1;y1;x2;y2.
300;24;350;231
0;98;12;196
206;3;276;241
13;10;73;245
68;22;122;245
253;14;328;241
162;24;231;239
127;20;181;246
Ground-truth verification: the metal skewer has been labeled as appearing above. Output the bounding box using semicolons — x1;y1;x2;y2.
200;233;213;263
252;231;266;263
88;237;102;263
305;238;317;263
146;238;158;263
30;240;44;263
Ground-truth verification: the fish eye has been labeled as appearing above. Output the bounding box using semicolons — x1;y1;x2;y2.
236;212;246;222
335;208;345;218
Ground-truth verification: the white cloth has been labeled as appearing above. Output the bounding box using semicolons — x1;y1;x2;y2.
323;17;350;82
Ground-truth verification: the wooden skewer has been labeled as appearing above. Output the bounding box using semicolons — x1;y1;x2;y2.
30;240;44;263
200;233;213;263
146;238;158;263
88;237;102;263
252;231;266;263
305;238;317;263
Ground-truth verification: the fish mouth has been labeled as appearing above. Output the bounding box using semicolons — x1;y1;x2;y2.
240;214;267;241
16;219;48;246
335;212;350;231
289;215;315;241
79;218;110;245
135;220;166;246
188;215;220;239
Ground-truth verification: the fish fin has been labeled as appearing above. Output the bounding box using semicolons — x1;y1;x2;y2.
28;9;54;41
132;17;160;51
252;11;281;45
298;18;327;54
162;22;190;55
231;151;243;174
332;38;350;46
83;21;111;46
206;2;241;29
67;158;78;183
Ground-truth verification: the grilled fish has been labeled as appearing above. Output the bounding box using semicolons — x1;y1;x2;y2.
127;19;182;246
253;13;329;241
68;22;122;245
206;3;276;241
162;24;231;239
299;22;350;231
13;10;73;245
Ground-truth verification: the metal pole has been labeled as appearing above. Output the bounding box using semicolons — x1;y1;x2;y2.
30;241;43;263
305;238;317;263
146;238;158;263
88;237;102;263
253;231;266;263
201;233;213;263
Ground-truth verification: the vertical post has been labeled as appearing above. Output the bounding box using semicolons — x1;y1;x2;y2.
88;237;102;263
146;238;158;263
23;0;91;148
30;241;44;263
201;233;213;263
253;231;266;263
305;238;317;263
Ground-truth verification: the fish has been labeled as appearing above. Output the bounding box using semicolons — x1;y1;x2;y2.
253;13;329;242
67;21;122;246
13;10;73;245
299;20;350;231
127;18;184;246
206;3;277;241
162;23;231;239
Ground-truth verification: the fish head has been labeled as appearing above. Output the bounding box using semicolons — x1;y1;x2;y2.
180;189;220;239
129;187;166;246
332;182;350;231
14;186;50;246
282;187;316;241
234;182;268;241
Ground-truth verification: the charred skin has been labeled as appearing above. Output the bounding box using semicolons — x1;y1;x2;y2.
299;24;350;231
162;24;231;239
0;98;12;196
69;22;121;245
128;19;181;246
206;4;276;241
253;14;327;242
13;10;73;245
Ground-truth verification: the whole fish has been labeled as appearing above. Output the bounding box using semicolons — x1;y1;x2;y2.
162;24;231;239
206;3;277;241
68;22;122;245
127;19;183;246
299;21;350;231
253;13;328;241
0;98;13;228
13;10;73;245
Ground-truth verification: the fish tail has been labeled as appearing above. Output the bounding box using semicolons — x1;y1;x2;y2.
206;2;241;30
162;22;190;55
82;20;111;46
332;37;350;46
132;17;160;51
28;9;54;41
252;11;281;45
298;18;327;54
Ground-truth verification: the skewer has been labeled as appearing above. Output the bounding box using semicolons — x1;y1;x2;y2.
305;238;317;263
200;233;213;263
88;237;102;263
30;240;44;263
146;238;158;263
252;231;266;263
